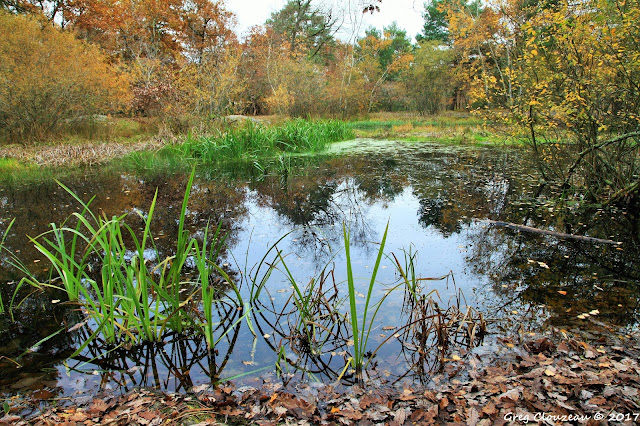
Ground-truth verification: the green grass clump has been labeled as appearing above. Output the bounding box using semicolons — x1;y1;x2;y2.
10;169;245;351
167;119;353;164
347;120;406;131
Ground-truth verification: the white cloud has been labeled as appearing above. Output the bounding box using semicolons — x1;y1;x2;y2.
226;0;426;42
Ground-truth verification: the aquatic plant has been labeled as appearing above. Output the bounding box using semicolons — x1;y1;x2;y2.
0;219;16;314
11;169;244;350
250;222;394;380
343;222;390;376
168;119;353;164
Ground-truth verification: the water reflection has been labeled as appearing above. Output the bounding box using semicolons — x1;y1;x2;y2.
1;141;638;398
70;304;242;393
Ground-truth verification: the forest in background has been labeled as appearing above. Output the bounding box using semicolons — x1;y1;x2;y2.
1;0;639;204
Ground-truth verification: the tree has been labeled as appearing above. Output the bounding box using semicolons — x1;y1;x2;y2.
356;25;413;112
449;0;640;204
417;0;482;44
406;41;455;114
417;0;449;43
0;11;129;142
266;0;339;60
362;22;412;79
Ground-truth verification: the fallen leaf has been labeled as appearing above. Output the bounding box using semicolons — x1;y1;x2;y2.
499;388;520;402
393;407;408;424
69;412;88;422
88;398;110;415
439;396;449;409
274;406;287;416
482;402;497;416
138;411;159;421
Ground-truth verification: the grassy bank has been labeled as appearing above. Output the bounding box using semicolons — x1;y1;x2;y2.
0;113;520;185
348;111;522;146
123;118;353;172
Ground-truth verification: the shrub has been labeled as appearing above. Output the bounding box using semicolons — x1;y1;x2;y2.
0;12;130;143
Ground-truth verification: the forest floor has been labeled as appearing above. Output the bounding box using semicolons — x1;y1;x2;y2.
4;324;640;425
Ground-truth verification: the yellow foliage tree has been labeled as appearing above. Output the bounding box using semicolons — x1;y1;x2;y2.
448;0;640;204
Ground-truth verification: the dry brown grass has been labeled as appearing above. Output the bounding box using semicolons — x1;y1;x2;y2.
0;138;165;167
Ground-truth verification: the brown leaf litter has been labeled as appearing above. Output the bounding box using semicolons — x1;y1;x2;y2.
5;328;640;425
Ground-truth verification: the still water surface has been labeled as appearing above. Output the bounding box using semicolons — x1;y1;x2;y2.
1;140;638;399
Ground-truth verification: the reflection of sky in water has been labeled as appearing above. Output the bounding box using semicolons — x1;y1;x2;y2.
230;184;489;307
1;141;638;399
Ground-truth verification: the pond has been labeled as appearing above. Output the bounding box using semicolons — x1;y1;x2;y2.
1;139;638;406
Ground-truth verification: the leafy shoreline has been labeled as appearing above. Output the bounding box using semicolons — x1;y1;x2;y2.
5;326;639;425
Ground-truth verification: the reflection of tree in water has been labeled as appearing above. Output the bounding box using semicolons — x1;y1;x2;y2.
412;149;527;237
250;155;409;263
0;171;248;281
0;291;80;397
467;203;640;328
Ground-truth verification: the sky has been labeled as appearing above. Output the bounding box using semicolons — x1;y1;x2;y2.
227;0;427;43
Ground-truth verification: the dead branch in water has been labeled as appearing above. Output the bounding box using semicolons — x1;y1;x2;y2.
485;219;622;245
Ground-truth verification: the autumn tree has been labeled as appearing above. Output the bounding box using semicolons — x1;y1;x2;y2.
355;25;413;112
266;0;340;61
449;0;640;204
417;0;482;44
361;22;412;79
0;11;129;142
406;41;455;114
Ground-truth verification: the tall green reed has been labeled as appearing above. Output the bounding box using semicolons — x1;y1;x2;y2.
11;169;243;351
343;222;389;376
0;219;16;313
178;119;353;164
249;222;394;378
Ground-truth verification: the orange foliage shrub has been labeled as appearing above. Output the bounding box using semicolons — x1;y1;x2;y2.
0;11;130;142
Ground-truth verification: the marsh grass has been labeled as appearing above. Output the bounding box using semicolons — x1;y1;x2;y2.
241;220;489;382
251;222;405;381
10;169;245;353
346;113;517;146
0;219;16;313
182;119;353;162
343;222;391;376
118;119;352;175
393;265;487;378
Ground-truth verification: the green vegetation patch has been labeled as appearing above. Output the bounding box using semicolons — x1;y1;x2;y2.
125;119;354;171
